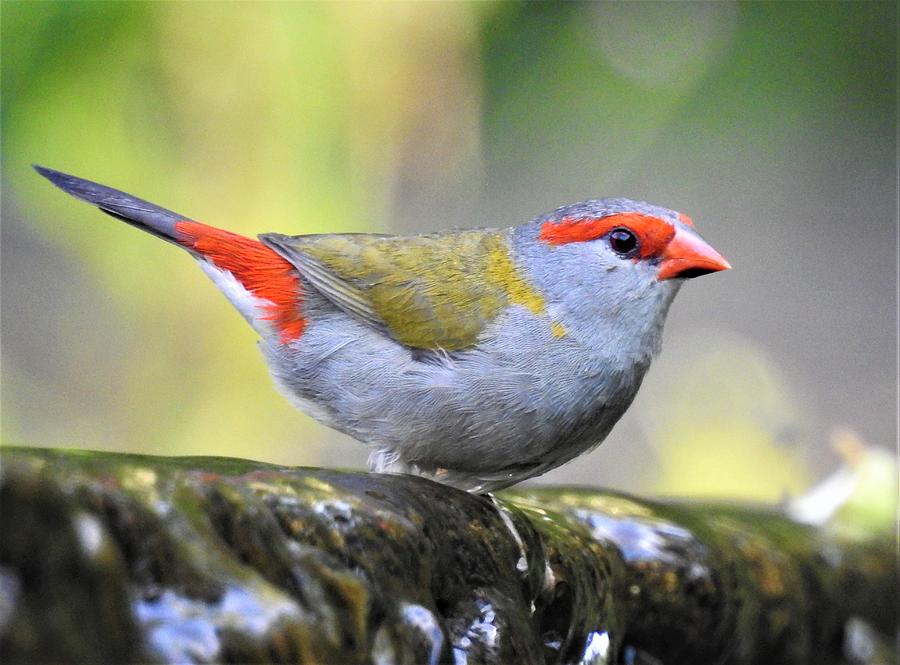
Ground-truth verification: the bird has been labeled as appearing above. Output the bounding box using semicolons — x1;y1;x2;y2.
34;165;730;492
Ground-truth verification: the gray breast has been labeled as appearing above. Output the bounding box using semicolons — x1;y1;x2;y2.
261;293;654;490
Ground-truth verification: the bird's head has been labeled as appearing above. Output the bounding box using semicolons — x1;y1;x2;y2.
512;199;730;351
534;198;731;283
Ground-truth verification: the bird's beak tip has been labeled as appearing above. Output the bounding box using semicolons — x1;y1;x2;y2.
657;227;731;281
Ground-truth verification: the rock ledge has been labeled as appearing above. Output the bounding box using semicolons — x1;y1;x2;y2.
0;447;894;664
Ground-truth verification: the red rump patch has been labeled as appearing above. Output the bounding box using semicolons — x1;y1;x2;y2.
678;212;694;227
175;221;306;342
539;213;676;258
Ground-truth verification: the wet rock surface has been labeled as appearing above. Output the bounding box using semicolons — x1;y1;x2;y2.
0;447;895;664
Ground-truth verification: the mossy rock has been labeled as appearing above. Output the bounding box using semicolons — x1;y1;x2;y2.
0;447;894;664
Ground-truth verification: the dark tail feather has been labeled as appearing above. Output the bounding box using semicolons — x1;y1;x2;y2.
33;165;191;245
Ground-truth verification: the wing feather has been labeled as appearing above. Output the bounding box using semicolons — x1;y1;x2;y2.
260;230;543;351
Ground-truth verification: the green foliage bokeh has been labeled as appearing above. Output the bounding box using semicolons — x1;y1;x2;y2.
2;2;896;501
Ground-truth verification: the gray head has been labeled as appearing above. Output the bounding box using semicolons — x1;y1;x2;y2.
510;197;730;356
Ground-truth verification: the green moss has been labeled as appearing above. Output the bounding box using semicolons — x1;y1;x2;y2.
1;448;894;664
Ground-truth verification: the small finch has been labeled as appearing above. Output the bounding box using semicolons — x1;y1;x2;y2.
36;166;730;492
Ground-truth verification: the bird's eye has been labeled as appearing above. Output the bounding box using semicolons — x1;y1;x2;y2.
608;228;638;256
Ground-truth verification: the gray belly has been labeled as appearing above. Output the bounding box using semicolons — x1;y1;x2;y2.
262;304;652;490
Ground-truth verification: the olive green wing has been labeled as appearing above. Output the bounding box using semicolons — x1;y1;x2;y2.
260;230;547;351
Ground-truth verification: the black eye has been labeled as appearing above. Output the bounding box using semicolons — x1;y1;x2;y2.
608;228;638;256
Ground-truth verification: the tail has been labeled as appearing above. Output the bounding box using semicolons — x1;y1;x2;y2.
34;165;195;247
34;166;306;342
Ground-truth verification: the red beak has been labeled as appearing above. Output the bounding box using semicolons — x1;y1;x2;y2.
657;227;731;280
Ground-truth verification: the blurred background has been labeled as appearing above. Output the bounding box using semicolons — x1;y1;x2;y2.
2;2;896;501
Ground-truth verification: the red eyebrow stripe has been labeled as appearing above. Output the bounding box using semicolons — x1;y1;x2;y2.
539;212;676;258
175;221;306;342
